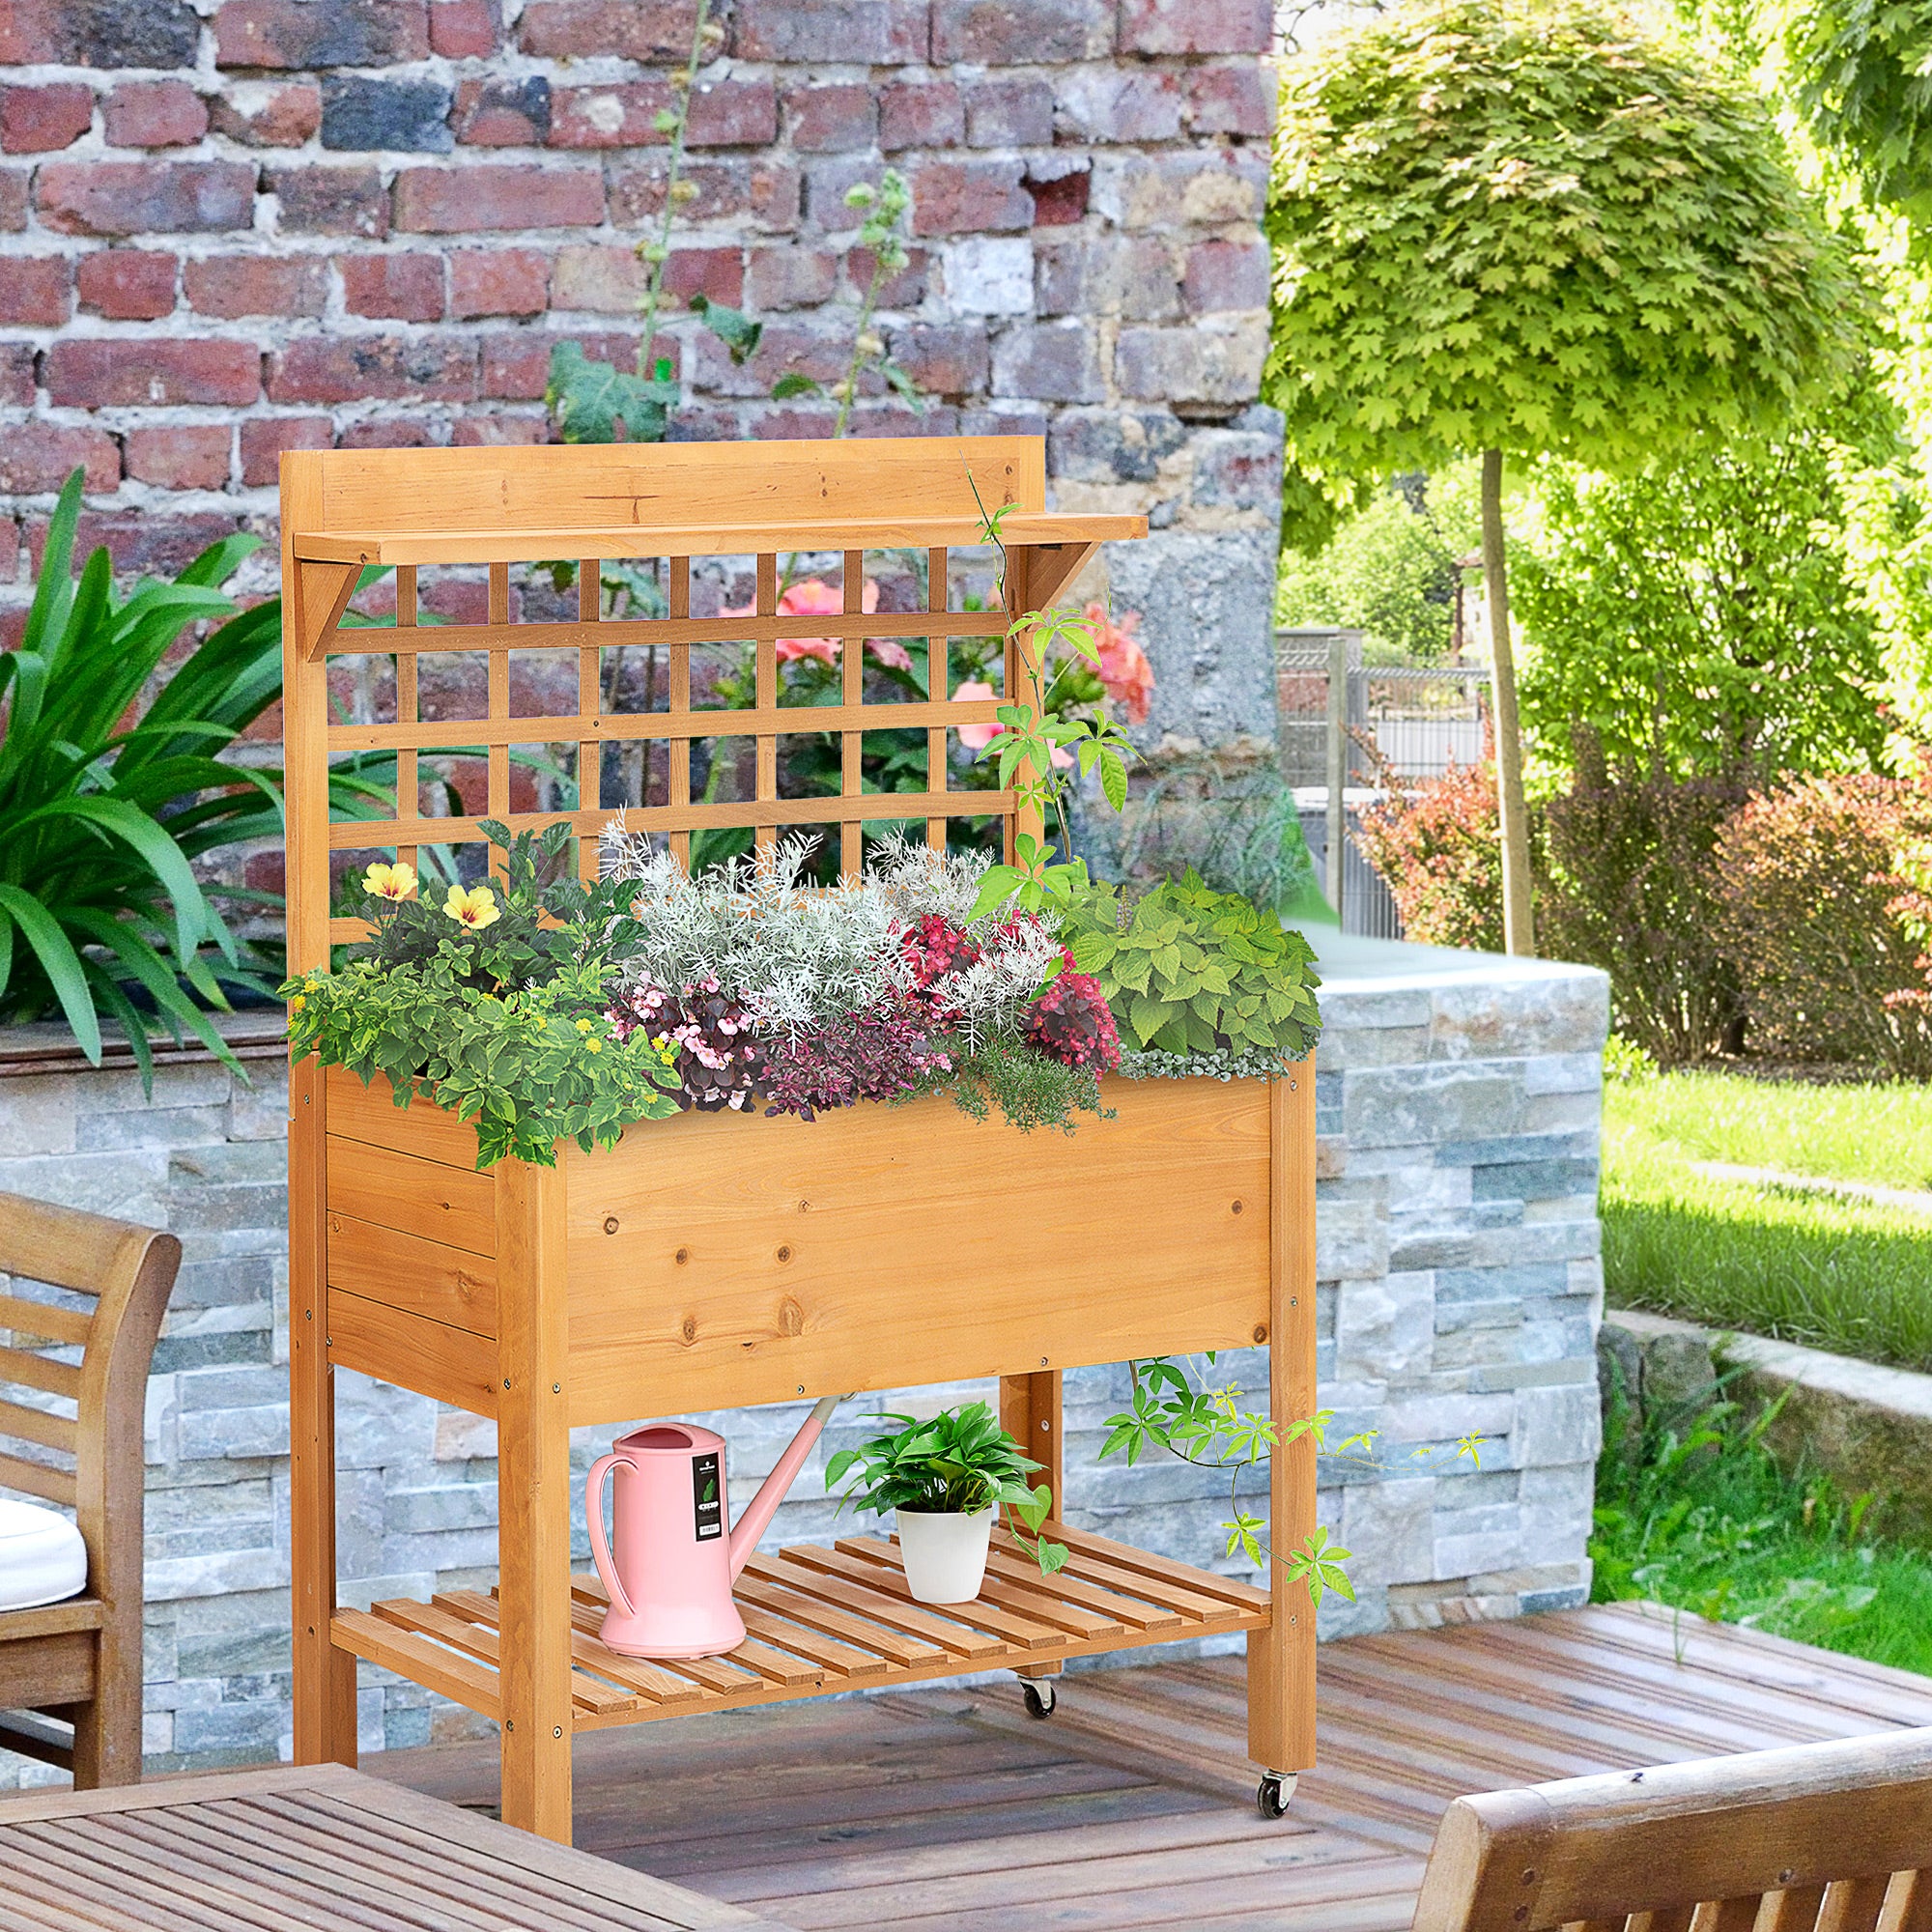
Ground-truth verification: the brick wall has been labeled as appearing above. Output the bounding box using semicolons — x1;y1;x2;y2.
0;0;1284;751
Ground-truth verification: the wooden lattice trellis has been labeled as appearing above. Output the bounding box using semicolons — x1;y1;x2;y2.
281;437;1142;968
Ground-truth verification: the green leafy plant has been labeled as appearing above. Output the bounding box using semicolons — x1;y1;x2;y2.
1267;0;1871;952
965;491;1142;921
0;471;282;1082
826;1402;1066;1574
902;1032;1111;1137
1060;871;1322;1063
1102;1356;1492;1604
770;171;921;434
281;821;682;1167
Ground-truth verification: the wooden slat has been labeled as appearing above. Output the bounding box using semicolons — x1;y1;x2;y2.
395;562;417;876
734;1569;951;1669
308;608;1014;661
0;1293;91;1348
0;1395;78;1456
744;1552;1007;1661
668;556;692;868
753;552;778;852
1760;1887;1828;1931
839;547;863;879
331;1607;501;1719
326;1135;496;1256
1887;1871;1932;1932
440;1585;694;1709
734;1603;892;1681
0;1197;141;1299
325;1065;479;1168
327;788;1017;852
326;1209;497;1340
486;561;509;876
0;1343;81;1402
810;1542;1062;1651
845;1535;1123;1642
373;1596;633;1718
297;511;1144;571
1055;1523;1272;1613
326;1290;497;1415
1818;1877;1894;1932
926;543;948;851
326;696;1002;753
0;1597;102;1642
578;557;601;882
980;1540;1181;1632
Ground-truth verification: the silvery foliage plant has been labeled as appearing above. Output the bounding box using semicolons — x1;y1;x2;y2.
599;826;1058;1050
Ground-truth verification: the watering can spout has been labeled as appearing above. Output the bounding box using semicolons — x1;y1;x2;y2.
727;1394;840;1582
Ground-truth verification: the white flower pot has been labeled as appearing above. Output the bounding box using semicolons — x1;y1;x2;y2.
895;1503;995;1604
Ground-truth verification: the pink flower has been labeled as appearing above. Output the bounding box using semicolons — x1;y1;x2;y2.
721;576;909;668
954;679;1072;767
1087;602;1154;725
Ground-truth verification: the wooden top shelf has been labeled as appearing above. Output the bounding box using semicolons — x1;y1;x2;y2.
295;512;1148;568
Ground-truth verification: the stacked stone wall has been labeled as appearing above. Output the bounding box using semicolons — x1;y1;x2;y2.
0;945;1607;1784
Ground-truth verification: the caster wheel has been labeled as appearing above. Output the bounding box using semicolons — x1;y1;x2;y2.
1256;1773;1295;1820
1021;1680;1057;1719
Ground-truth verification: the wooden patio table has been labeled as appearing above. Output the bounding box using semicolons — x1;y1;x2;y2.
0;1762;793;1931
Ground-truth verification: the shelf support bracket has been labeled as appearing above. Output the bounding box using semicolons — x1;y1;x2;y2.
299;557;367;664
1020;541;1098;615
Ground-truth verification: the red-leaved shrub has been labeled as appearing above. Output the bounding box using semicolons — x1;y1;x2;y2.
1715;765;1932;1075
1351;742;1505;952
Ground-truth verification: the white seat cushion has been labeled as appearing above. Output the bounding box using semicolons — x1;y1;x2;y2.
0;1496;87;1611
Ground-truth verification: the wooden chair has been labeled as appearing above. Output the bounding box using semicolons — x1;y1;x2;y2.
0;1192;179;1786
1411;1726;1932;1932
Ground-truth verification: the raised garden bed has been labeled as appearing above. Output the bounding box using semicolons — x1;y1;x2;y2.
281;436;1318;1842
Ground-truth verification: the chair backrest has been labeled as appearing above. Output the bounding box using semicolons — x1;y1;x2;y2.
0;1192;180;1609
1411;1727;1932;1932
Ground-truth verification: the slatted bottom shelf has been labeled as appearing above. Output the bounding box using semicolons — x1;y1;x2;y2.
331;1523;1269;1731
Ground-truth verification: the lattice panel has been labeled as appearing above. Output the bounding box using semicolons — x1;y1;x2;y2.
311;547;1033;944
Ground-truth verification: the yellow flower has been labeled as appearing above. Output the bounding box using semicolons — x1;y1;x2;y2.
289;995;306;1013
442;883;500;930
583;1037;602;1053
576;1018;594;1033
364;861;417;901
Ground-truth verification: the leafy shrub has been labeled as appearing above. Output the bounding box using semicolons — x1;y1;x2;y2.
908;1033;1109;1137
1061;871;1322;1064
1515;440;1890;782
1540;737;1748;1065
758;1001;951;1122
0;471;282;1079
1351;744;1505;952
286;823;682;1166
1714;769;1932;1075
1021;956;1119;1073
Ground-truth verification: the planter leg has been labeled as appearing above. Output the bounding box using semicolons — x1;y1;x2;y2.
290;1057;357;1768
495;1157;574;1843
1250;1068;1318;1781
1001;1369;1064;1690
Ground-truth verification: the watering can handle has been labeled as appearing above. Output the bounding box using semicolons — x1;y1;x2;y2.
585;1452;636;1620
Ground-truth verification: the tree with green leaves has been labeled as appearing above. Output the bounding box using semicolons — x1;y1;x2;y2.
1514;434;1891;781
1265;0;1867;952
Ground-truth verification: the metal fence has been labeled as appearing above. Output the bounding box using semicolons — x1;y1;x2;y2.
1276;627;1491;941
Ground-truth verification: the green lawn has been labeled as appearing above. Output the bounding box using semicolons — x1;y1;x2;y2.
1603;1069;1932;1373
1593;1392;1932;1679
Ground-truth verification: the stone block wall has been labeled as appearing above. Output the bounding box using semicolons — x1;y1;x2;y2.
0;0;1283;758
0;936;1607;1784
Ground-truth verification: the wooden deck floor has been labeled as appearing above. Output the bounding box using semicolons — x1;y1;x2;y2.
371;1602;1932;1932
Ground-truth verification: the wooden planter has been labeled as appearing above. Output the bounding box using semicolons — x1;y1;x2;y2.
281;437;1317;1842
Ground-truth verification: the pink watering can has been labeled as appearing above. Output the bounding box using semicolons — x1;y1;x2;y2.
585;1396;840;1658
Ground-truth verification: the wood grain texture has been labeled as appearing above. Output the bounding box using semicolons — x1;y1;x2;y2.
562;1078;1269;1425
1250;1067;1319;1776
324;1065;479;1168
326;1290;497;1416
326;1135;496;1256
494;1155;575;1842
325;1211;497;1339
0;1762;782;1930
355;1603;1931;1932
0;1189;179;1788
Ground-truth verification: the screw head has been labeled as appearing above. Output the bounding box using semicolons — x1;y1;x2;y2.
503;1378;512;1390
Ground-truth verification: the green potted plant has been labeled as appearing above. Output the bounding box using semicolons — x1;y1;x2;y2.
825;1403;1067;1604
